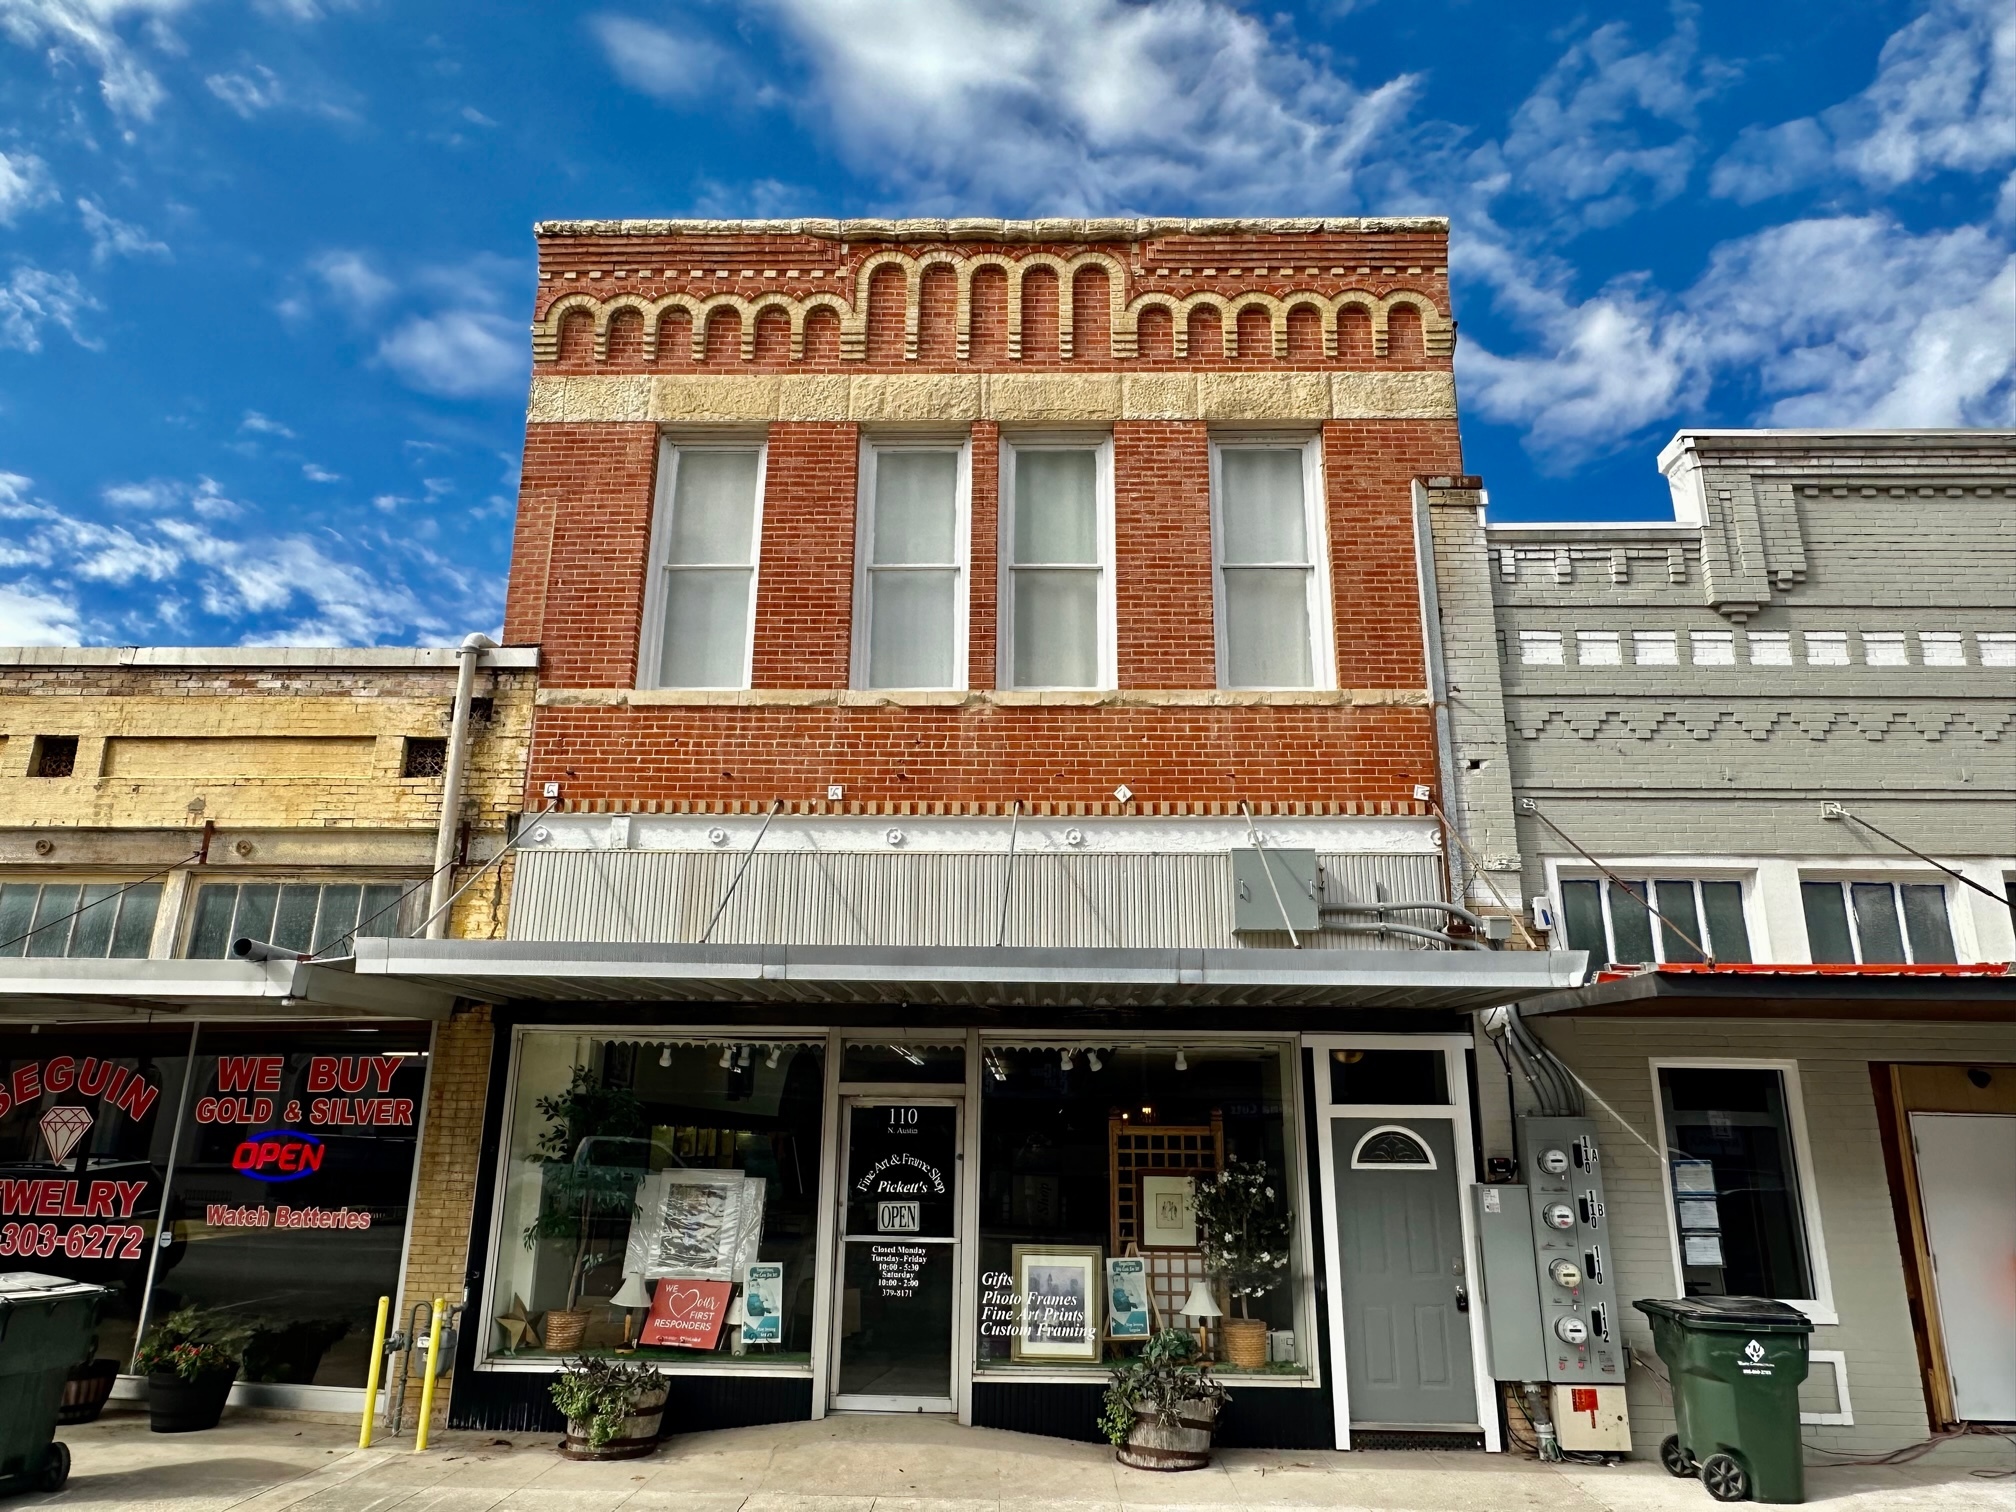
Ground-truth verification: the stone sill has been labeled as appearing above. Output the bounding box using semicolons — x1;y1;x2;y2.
537;687;1430;710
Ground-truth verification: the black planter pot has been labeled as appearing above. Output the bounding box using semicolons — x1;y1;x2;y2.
147;1367;237;1433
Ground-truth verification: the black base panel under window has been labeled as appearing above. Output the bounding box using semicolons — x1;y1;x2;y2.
971;1380;1335;1449
449;1369;813;1435
1349;1430;1484;1452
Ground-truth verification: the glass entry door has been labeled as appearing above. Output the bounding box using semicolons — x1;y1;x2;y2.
831;1099;961;1411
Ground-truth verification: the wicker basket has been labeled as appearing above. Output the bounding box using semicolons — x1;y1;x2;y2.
541;1309;591;1353
1220;1318;1268;1370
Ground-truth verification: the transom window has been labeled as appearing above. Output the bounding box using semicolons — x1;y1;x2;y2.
1800;880;1955;964
0;881;161;959
1559;877;1752;965
855;441;969;690
999;440;1112;689
185;881;421;959
646;442;764;689
1211;438;1331;689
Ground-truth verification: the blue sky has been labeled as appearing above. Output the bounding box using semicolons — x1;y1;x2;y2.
0;0;2008;647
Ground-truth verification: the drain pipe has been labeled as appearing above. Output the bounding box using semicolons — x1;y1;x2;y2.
426;633;495;940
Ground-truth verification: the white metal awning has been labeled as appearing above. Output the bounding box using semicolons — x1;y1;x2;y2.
0;958;456;1022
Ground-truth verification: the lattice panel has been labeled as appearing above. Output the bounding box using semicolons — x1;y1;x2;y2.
1142;1247;1212;1333
1108;1112;1223;1255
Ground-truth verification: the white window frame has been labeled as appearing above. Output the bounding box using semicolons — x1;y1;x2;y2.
997;433;1115;690
1553;871;1756;964
638;433;768;691
1648;1057;1837;1325
852;433;972;691
1208;432;1335;691
1796;875;1958;964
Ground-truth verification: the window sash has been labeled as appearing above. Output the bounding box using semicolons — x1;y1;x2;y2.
1559;876;1752;966
1211;439;1329;690
857;442;968;690
184;881;418;959
1001;442;1111;689
0;881;160;960
646;444;764;690
1801;879;1954;964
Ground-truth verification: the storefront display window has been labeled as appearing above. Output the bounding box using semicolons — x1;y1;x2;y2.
488;1034;825;1369
975;1041;1307;1376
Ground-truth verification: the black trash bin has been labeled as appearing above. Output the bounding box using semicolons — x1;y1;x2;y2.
0;1271;110;1496
1635;1295;1812;1504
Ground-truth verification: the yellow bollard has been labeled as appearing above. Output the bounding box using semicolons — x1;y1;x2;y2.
412;1298;446;1453
358;1296;391;1449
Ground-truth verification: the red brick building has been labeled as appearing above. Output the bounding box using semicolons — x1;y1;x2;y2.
377;220;1579;1449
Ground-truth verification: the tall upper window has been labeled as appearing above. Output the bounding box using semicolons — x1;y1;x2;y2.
856;441;969;689
0;881;160;959
1211;438;1330;689
1801;880;1956;964
646;442;764;689
1000;440;1112;689
184;881;421;959
1560;877;1752;966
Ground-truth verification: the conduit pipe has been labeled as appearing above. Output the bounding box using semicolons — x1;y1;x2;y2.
427;633;495;940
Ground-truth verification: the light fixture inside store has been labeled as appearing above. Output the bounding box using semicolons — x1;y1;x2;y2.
766;1046;781;1069
1174;1049;1188;1071
1060;1049;1074;1070
890;1044;926;1066
1086;1049;1103;1072
986;1053;1008;1082
738;1045;753;1068
659;1045;672;1068
719;1046;735;1068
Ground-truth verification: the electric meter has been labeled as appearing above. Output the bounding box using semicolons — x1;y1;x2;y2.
1537;1147;1571;1176
1549;1258;1583;1289
1554;1315;1589;1346
1543;1202;1576;1230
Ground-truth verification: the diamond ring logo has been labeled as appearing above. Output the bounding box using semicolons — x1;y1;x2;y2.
40;1105;93;1164
1744;1338;1765;1364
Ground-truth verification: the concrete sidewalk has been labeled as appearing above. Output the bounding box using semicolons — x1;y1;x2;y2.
31;1410;2015;1511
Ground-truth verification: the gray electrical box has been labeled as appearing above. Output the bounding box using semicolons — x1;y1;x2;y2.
1230;847;1320;933
1470;1183;1548;1380
1517;1116;1626;1385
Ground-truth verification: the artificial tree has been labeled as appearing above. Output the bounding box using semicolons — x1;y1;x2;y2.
1190;1159;1290;1367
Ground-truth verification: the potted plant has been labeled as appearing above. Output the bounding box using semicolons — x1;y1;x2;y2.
522;1065;646;1351
551;1354;668;1460
135;1308;244;1433
1192;1159;1291;1369
1100;1327;1229;1471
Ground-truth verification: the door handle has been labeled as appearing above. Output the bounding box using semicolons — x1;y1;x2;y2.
1454;1283;1469;1313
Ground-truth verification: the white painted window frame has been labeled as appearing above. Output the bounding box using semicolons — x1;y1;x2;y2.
1795;875;1958;965
852;432;973;691
1542;859;1766;964
1555;872;1755;964
996;432;1116;690
638;432;768;691
1306;1032;1499;1453
1208;431;1336;691
1647;1057;1838;1325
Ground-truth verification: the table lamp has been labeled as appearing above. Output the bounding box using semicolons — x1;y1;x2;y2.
1179;1279;1222;1359
611;1273;653;1352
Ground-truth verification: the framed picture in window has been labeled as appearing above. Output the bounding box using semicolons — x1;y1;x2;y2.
1137;1171;1198;1249
1011;1244;1102;1363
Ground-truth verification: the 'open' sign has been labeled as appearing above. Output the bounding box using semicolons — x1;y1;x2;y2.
877;1201;921;1233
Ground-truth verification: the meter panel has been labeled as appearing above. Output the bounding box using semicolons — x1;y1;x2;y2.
1517;1116;1625;1385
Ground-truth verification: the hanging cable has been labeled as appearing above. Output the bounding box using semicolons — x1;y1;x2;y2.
1426;796;1541;949
1519;799;1712;963
1823;803;2012;908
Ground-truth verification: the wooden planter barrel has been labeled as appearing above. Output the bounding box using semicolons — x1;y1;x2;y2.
1115;1400;1218;1471
558;1389;668;1461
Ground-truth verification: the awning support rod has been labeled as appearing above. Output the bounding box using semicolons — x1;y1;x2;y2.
1240;800;1302;949
700;798;784;944
995;799;1022;949
1823;803;2012;907
1519;799;1711;962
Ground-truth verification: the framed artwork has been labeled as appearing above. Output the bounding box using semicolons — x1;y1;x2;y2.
1137;1170;1198;1249
1105;1255;1152;1340
1010;1244;1103;1363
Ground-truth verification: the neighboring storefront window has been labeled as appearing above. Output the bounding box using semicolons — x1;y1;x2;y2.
487;1034;825;1368
975;1040;1307;1375
0;881;161;958
0;1026;189;1368
1658;1066;1816;1303
147;1025;430;1387
183;880;421;959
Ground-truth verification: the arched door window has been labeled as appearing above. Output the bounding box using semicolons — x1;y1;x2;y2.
1349;1124;1436;1170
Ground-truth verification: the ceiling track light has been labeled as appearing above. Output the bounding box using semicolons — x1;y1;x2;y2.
1086;1049;1103;1072
1060;1048;1074;1070
1174;1049;1188;1071
737;1044;753;1068
718;1045;735;1069
658;1044;672;1068
765;1046;780;1069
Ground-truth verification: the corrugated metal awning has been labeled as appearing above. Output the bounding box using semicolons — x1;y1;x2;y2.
349;938;1588;1010
0;958;456;1023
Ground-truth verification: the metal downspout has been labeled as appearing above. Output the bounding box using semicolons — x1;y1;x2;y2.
1410;480;1466;910
426;633;495;940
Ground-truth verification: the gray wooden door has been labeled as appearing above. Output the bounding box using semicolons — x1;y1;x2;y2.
1332;1118;1478;1429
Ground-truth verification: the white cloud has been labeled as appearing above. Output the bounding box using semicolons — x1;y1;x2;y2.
589;13;733;101
0;582;80;644
1712;0;2015;201
377;309;526;398
309;250;395;315
0;266;97;352
101;474;240;518
0;0;193;121
155;515;435;645
239;409;295;437
0;150;55;222
206;62;283;116
78;196;168;262
301;462;340;482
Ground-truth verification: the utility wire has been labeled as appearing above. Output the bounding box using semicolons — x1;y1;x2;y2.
1519;799;1712;963
0;850;200;956
1824;804;2012;909
1427;797;1540;949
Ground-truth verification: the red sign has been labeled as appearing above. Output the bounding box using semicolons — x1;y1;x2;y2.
639;1279;733;1350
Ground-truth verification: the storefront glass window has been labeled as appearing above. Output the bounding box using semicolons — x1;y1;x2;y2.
1659;1066;1815;1301
975;1041;1306;1375
147;1026;430;1387
0;1026;191;1369
488;1035;826;1368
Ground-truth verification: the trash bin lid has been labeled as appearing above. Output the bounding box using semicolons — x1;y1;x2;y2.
0;1272;108;1304
1632;1295;1813;1332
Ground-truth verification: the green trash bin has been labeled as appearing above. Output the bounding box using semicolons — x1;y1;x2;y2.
0;1271;110;1497
1635;1295;1812;1504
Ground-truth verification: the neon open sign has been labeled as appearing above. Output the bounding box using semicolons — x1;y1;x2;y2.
231;1129;327;1183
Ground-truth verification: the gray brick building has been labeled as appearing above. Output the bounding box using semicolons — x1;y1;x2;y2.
1425;429;2015;1465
